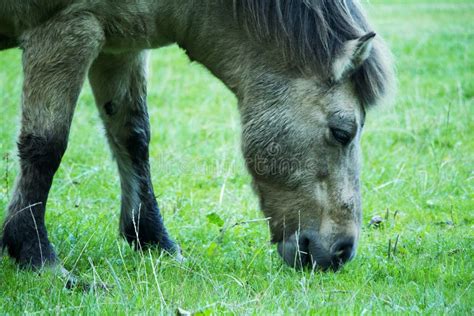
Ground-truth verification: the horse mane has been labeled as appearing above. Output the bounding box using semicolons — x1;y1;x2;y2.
232;0;395;107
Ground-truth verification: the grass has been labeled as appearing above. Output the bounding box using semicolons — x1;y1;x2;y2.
1;1;473;314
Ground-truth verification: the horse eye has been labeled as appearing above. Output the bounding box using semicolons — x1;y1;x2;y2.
330;128;352;145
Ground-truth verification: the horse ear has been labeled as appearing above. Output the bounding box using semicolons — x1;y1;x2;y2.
332;32;376;82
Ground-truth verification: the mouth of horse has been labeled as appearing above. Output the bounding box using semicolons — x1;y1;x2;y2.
276;230;355;271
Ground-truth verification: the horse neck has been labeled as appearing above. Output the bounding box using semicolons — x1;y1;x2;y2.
157;1;266;97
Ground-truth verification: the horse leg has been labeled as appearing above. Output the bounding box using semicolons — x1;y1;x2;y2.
1;13;104;268
89;52;179;255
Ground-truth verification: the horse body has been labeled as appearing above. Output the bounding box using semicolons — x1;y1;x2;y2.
1;1;168;50
0;1;394;271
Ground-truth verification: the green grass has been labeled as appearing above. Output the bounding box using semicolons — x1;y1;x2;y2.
1;1;473;314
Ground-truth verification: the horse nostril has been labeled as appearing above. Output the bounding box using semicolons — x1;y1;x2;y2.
295;234;311;267
277;233;311;269
331;238;355;267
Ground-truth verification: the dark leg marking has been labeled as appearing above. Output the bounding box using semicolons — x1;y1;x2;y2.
1;134;67;267
120;112;176;252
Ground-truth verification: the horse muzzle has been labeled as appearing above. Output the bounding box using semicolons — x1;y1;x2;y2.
277;230;356;270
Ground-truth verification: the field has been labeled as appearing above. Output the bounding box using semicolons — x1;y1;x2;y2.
0;1;473;314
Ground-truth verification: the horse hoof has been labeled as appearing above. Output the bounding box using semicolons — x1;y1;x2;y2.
55;266;111;292
173;247;186;264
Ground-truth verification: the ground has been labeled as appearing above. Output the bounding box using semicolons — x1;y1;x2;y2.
0;0;473;314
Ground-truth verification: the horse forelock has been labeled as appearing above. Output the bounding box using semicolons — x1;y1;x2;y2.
232;0;395;108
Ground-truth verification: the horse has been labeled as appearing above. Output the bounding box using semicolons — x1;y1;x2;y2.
0;0;394;272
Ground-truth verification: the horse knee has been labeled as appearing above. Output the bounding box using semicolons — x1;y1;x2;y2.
18;133;68;177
